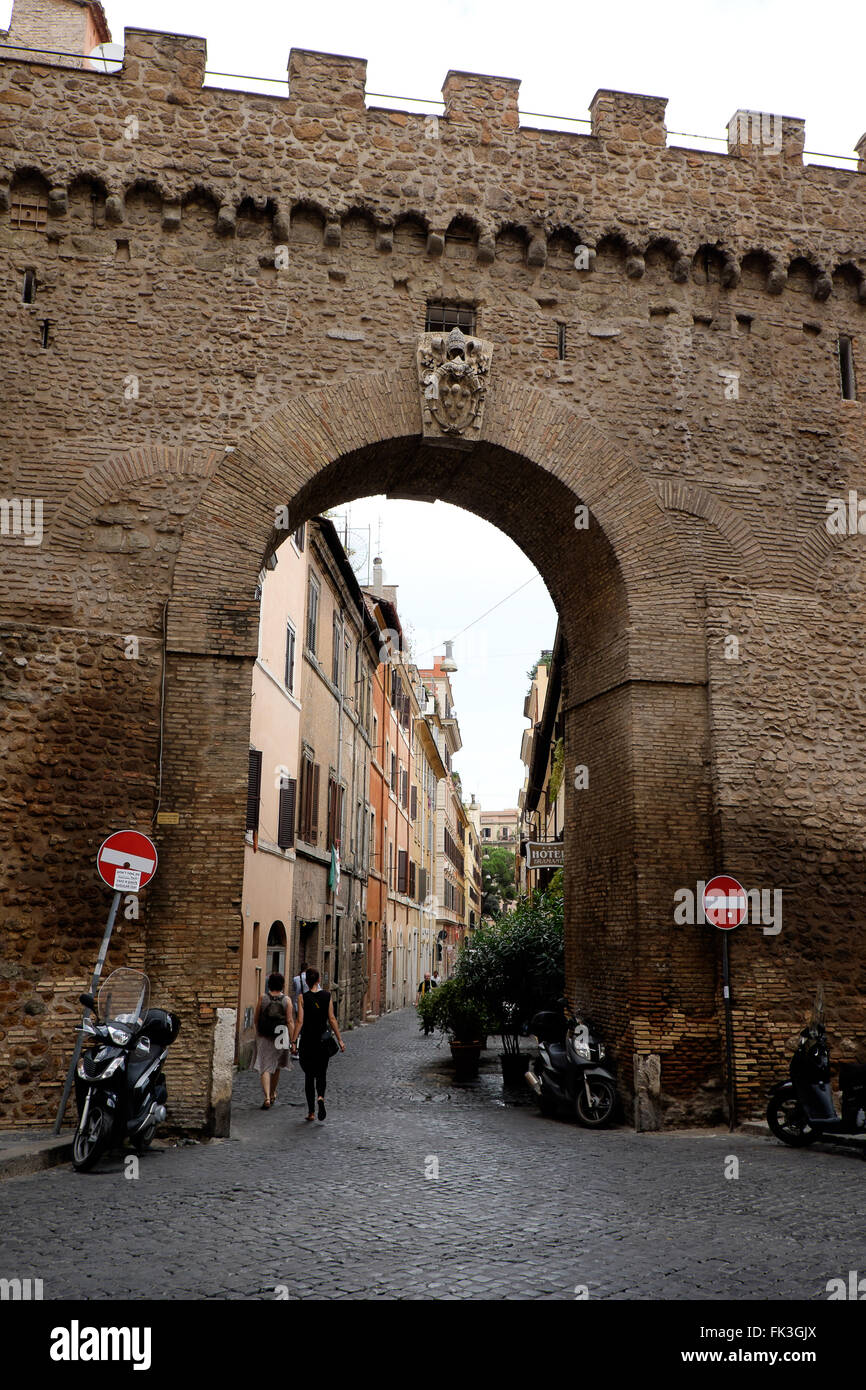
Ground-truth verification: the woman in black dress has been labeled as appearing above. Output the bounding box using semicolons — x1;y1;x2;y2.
292;967;345;1121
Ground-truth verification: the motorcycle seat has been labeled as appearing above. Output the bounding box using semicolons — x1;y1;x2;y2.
545;1042;569;1073
839;1063;866;1089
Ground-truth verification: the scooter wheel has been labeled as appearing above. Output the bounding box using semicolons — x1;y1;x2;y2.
575;1078;616;1128
766;1095;818;1146
132;1121;157;1154
72;1102;111;1171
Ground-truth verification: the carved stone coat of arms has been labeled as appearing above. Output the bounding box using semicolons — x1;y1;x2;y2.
417;327;493;445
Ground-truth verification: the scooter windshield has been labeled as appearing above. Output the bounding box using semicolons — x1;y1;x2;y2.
97;967;150;1028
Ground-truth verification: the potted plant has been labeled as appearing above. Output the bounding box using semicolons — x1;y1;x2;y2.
455;892;565;1087
428;977;488;1080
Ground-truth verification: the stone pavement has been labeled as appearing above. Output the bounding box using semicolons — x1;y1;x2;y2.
0;1008;863;1301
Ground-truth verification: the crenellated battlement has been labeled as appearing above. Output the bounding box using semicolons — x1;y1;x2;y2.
2;20;866;304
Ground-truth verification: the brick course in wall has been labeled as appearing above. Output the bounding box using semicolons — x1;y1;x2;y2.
1;13;865;1131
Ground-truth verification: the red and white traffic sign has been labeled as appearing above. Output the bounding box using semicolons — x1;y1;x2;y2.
703;875;747;930
97;830;158;894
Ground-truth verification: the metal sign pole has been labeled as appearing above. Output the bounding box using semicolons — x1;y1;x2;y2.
52;889;122;1135
721;932;737;1132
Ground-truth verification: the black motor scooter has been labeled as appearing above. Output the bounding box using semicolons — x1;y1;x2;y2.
72;966;180;1171
525;1002;617;1127
766;1020;866;1147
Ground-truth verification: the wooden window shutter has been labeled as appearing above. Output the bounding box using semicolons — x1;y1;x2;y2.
398;849;408;894
310;764;320;843
246;749;262;833
409;860;416;899
410;784;418;821
278;778;296;849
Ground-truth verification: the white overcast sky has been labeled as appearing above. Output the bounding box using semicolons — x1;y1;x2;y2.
9;0;864;806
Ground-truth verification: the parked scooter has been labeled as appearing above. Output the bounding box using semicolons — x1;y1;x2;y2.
72;966;180;1171
766;1020;866;1147
525;1001;617;1127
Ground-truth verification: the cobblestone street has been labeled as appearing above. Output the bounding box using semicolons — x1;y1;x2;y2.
1;1008;863;1301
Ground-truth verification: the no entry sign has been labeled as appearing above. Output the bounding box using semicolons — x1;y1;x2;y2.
703;875;747;930
97;830;158;894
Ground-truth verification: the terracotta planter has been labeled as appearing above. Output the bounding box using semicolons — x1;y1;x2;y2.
449;1040;482;1079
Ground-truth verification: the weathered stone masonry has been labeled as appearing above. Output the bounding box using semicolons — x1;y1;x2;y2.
1;18;865;1132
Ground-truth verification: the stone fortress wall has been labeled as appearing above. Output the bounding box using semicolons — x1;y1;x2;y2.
1;11;865;1130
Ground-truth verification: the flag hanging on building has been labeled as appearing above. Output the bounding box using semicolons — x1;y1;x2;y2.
328;844;341;895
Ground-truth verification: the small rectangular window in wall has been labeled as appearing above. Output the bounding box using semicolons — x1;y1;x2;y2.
557;322;566;360
293;523;305;550
306;575;319;653
425;301;476;334
10;199;46;232
839;335;857;400
332;616;341;686
285;622;296;693
22;269;36;304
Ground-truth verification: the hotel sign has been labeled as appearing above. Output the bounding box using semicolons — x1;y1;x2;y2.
526;841;564;868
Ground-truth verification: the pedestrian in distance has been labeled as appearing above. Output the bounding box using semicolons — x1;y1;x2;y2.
291;961;309;1018
431;970;441;987
293;967;344;1122
254;972;292;1110
417;971;437;1035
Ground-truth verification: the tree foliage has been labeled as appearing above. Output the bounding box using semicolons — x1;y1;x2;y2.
482;845;517;915
455;892;564;1053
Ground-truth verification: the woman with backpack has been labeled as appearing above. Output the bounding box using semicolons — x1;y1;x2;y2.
254;972;291;1109
292;967;345;1121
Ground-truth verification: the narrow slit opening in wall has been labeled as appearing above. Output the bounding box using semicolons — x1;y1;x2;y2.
40;319;50;349
839;334;856;400
22;269;35;304
557;322;567;360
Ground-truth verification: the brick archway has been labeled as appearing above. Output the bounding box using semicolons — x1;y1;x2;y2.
153;364;717;1133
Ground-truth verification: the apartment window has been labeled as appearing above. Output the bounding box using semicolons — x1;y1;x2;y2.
344;638;351;697
277;776;296;850
400;768;409;810
408;860;416;899
246;749;263;834
484;827;491;838
419;866;427;904
390;752;397;793
425;301;476;334
284;622;296;693
410;784;418;821
373;714;379;755
307;575;320;654
332;615;341;686
388;842;393;889
298;750;320;844
398;850;408;895
327;775;345;849
839;335;857;400
293;523;305;550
